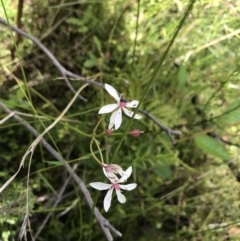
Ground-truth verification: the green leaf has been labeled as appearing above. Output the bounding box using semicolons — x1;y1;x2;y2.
93;36;102;55
78;26;88;33
218;98;240;125
153;163;172;179
177;65;188;90
195;135;229;160
66;17;82;26
43;160;64;166
38;173;57;195
16;88;25;100
84;59;96;68
19;100;30;108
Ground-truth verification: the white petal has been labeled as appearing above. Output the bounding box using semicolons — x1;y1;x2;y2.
109;111;117;129
113;109;122;130
133;113;142;119
119;183;137;191
116;190;126;203
122;108;142;119
102;167;108;178
125;100;139;108
105;84;120;103
98;104;118;114
108;122;114;130
89;182;111;190
119;166;132;183
103;167;118;182
104;187;114;212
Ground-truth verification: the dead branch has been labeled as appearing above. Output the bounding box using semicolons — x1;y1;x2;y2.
0;101;122;241
0;16;181;143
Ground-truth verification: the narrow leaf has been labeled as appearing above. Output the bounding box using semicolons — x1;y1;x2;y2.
177;65;188;90
195;135;229;160
219;98;240;125
153;163;172;180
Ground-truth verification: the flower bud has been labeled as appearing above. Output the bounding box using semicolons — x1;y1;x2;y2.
129;129;144;137
106;129;113;136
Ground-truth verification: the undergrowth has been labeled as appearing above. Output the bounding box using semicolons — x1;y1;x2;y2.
1;0;240;240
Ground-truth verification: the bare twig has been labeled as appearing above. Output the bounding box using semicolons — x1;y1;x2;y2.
0;17;87;102
0;14;182;240
220;138;240;148
139;109;181;144
0;112;15;124
34;163;79;239
0;16;181;143
210;133;240;149
0;101;121;241
0;85;87;194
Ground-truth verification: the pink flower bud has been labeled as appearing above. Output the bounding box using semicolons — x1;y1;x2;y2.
106;129;113;136
129;129;144;137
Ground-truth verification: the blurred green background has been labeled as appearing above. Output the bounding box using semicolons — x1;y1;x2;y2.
1;0;240;240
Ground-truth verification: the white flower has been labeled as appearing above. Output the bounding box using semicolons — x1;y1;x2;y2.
103;163;126;182
98;84;142;130
89;166;137;212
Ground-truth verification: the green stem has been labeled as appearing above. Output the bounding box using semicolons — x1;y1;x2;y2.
89;116;105;165
90;139;102;165
94;139;104;163
111;0;196;163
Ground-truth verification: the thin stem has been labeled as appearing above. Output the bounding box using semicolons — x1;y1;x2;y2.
0;101;121;240
90;139;103;165
111;0;196;163
94;139;104;163
0;17;181;142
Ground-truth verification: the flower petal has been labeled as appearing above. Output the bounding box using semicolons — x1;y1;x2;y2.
103;167;118;182
122;108;142;119
119;166;132;183
105;84;120;103
125;100;139;108
116;190;126;203
119;183;137;191
133;113;142;119
109;111;117;130
104;187;114;212
98;104;118;114
108;122;114;130
102;167;108;178
89;182;111;190
113;109;122;130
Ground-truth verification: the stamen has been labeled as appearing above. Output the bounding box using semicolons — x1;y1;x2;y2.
119;102;126;108
112;183;120;190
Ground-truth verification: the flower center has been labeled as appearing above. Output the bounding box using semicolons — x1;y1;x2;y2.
119;102;126;108
112;183;120;190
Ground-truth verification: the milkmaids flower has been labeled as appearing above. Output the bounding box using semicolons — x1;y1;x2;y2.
99;84;142;130
103;163;125;182
89;166;137;212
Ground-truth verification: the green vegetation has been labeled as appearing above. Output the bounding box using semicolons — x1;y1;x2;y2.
1;0;240;240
